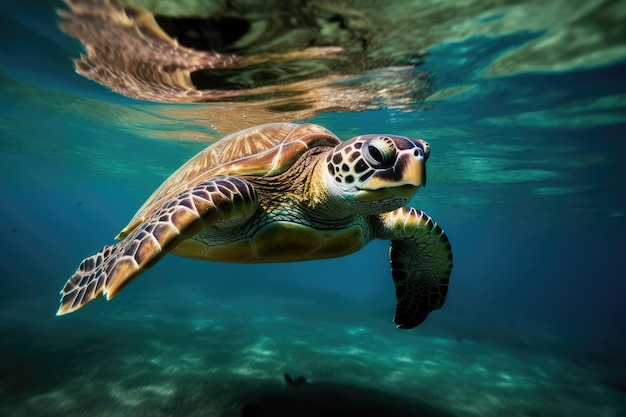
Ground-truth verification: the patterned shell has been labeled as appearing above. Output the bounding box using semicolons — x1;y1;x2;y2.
116;123;341;239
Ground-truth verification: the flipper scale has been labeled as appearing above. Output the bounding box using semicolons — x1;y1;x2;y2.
57;177;258;315
376;207;453;329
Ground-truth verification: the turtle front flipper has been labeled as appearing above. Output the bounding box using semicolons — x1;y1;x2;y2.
375;207;453;329
57;177;258;315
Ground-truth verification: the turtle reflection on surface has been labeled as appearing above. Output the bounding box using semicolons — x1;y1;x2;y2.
58;0;432;130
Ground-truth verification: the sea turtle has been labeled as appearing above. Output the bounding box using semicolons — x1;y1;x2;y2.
57;123;453;329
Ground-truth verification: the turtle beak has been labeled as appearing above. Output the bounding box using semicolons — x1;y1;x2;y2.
406;153;426;187
359;153;426;191
354;153;425;202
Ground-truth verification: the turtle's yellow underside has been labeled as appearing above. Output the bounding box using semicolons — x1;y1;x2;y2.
171;222;365;263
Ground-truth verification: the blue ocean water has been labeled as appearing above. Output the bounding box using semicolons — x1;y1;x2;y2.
1;0;625;416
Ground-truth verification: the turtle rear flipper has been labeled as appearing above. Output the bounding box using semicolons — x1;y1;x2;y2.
375;207;453;329
57;177;258;315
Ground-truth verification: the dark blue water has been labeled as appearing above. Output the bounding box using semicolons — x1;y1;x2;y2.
1;1;625;416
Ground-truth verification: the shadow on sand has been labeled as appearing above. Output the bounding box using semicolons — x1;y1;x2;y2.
238;374;454;417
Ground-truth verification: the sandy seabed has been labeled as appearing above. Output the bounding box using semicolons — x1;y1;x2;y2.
1;293;624;417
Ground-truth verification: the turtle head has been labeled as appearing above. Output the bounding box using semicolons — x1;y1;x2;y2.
324;134;430;209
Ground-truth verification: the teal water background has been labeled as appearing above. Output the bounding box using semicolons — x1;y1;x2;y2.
1;0;625;416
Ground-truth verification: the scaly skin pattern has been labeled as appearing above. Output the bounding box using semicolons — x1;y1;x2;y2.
374;207;453;329
57;177;258;315
170;148;374;263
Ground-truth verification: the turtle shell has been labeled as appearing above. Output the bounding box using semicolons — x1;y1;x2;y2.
117;123;340;239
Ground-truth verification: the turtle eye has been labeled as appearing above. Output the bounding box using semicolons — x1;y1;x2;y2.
363;136;396;169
